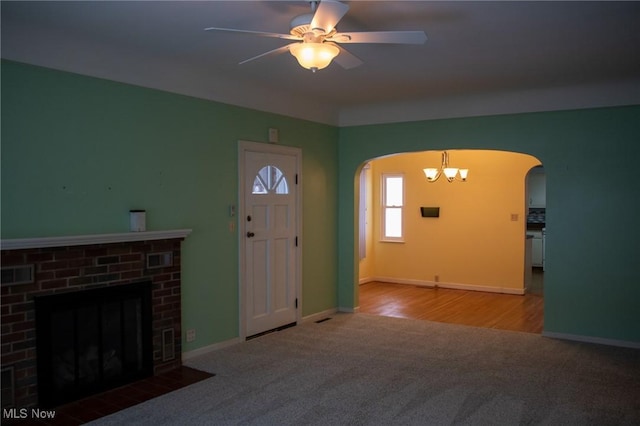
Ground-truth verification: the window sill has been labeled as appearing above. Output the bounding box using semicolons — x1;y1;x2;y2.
379;239;405;244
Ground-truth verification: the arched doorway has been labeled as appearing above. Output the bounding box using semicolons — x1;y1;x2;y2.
356;149;544;333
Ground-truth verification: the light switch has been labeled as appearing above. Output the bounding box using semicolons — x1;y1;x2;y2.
511;213;519;221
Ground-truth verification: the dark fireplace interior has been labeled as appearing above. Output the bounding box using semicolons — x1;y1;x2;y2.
34;281;153;408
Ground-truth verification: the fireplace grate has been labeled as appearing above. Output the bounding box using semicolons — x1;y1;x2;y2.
34;281;153;408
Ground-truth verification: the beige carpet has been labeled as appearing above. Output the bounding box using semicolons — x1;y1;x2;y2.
89;313;640;425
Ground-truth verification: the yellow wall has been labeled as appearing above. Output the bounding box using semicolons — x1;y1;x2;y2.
362;150;540;292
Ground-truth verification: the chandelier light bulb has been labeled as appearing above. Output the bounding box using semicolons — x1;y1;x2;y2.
443;168;459;182
424;151;468;183
423;168;438;181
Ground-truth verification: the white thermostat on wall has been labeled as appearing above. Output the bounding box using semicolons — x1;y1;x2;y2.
268;128;279;143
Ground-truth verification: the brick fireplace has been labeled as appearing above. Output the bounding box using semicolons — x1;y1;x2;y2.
1;229;191;409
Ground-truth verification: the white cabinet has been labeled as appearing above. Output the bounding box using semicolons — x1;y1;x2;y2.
527;168;546;208
532;236;543;267
528;230;543;267
524;236;533;290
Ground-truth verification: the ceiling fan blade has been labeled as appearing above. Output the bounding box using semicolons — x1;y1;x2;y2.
327;42;363;69
238;44;294;65
329;31;427;44
310;0;349;34
204;27;300;41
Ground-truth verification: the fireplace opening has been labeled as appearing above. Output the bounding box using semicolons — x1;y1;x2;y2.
34;281;153;408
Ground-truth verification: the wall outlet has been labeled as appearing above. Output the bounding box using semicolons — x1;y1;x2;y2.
186;329;196;342
434;275;440;283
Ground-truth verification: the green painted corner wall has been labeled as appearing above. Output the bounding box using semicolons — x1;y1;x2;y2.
1;60;338;351
338;106;640;343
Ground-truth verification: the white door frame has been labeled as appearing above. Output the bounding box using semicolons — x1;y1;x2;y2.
237;140;302;340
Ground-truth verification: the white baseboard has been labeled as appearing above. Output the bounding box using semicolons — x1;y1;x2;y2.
183;309;340;360
542;331;640;349
181;337;242;362
359;276;375;285
302;308;338;323
371;276;525;295
338;306;360;313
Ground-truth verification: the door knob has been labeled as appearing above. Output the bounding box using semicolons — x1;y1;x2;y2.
247;232;255;238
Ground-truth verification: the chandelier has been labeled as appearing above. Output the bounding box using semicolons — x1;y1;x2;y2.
423;151;469;183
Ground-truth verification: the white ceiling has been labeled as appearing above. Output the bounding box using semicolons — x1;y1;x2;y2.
2;1;639;126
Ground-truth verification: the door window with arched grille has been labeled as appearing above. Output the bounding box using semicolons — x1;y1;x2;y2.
252;166;289;194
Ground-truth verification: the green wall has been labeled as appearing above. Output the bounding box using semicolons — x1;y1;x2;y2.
1;60;338;351
338;106;640;343
3;59;638;347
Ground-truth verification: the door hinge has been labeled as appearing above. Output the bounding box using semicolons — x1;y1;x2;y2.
295;174;298;184
295;236;298;247
295;298;298;309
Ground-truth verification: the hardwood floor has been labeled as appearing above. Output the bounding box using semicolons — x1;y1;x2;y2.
358;272;544;334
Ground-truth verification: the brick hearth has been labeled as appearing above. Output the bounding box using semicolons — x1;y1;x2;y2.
1;231;190;409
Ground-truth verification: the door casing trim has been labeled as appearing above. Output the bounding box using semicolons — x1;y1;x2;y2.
237;140;302;340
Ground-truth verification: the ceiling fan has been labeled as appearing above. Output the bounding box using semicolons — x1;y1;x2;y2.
204;0;427;72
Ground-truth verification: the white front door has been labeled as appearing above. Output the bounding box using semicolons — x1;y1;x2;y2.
239;141;301;337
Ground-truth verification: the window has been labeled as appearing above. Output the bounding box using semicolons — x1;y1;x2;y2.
252;165;289;194
382;173;404;241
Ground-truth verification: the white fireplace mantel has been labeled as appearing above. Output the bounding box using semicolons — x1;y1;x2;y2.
1;229;192;250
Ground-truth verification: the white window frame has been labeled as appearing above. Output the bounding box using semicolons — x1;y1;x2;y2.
381;173;404;242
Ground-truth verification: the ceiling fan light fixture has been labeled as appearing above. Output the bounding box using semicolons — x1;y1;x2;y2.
205;0;426;71
289;42;339;71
